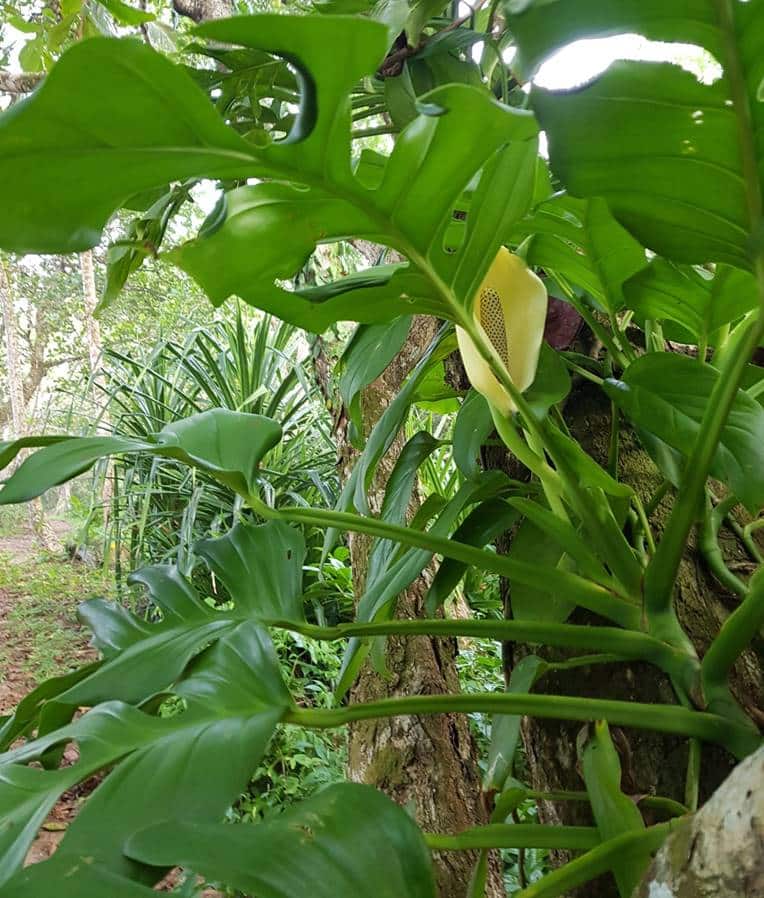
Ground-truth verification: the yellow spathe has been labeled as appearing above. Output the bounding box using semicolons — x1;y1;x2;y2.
456;248;548;415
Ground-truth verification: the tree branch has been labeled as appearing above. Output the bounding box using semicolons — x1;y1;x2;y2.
172;0;233;23
0;70;43;95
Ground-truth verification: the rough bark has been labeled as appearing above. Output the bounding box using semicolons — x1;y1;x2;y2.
327;240;503;897
445;350;762;897
342;315;501;898
514;382;762;897
172;0;233;22
636;745;764;898
0;71;42;95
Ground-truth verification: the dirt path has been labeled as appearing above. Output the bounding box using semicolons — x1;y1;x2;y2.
0;522;102;863
0;525;224;894
0;521;97;715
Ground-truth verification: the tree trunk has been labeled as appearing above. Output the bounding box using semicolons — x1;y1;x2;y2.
79;250;103;377
1;259;25;438
0;256;58;551
512;381;762;897
80;250;113;533
321;256;502;896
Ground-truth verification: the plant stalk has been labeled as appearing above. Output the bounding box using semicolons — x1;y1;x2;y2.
425;824;600;852
267;617;690;673
285;694;759;758
255;500;642;628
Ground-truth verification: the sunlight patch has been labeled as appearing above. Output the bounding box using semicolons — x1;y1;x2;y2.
534;35;722;90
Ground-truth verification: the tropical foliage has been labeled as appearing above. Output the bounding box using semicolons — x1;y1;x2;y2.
0;1;762;897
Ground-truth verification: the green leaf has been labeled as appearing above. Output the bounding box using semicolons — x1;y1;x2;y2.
453;389;493;480
0;854;158;897
507;518;571;623
177;21;536;327
0;435;74;471
195;520;306;623
524;343;572;420
604;353;764;510
98;184;191;312
522;195;647;313
581;721;646;897
406;0;447;43
339;316;413;435
507;498;612;586
507;1;764;268
623;260;758;346
0;622;288;885
0;38;258;254
345;327;448;518
484;655;545;792
96;0;155;24
385;64;419;129
168;85;537;326
0;530;296;754
366;430;440;585
0;436;152;505
0;664;101;751
338;472;510;697
426;498;520;611
166;184;415;330
151;410;282;496
0;411;282;505
0;15;538;337
127;783;437;898
543;425;633;499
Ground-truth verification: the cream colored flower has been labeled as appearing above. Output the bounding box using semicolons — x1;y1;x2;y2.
456;247;548;414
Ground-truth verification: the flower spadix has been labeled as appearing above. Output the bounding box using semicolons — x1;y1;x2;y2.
456;248;547;415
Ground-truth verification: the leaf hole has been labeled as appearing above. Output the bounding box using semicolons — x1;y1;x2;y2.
206;49;310;145
533;35;722;90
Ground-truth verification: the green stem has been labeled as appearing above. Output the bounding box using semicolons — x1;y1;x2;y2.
267;617;688;672
513;824;676;898
608;402;619;481
701;568;764;699
563;358;604;386
610;311;637;362
699;493;747;599
645;480;671;517
643;313;764;634
425;824;599;852
489;407;567;518
685;738;701;812
351;125;397;139
285;694;759;758
462;318;643;596
633;493;657;556
697;335;708;364
742;517;764;563
493;788;687;820
260;501;641;628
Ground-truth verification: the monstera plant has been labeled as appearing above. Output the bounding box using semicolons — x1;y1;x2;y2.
0;1;763;897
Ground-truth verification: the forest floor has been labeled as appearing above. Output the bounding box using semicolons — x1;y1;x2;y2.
0;521;222;894
0;519;106;864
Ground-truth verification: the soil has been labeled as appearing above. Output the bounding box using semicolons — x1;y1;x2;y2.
0;522;96;863
0;524;224;895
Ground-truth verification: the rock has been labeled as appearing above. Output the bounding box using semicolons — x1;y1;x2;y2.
634;745;764;897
